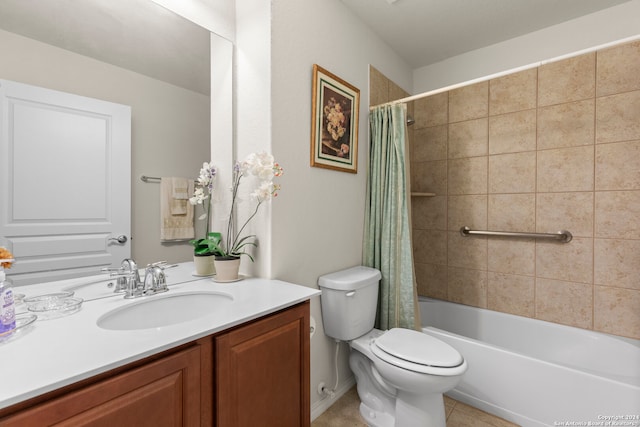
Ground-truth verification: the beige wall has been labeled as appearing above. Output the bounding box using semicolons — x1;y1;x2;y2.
265;0;414;415
0;29;210;267
407;40;640;339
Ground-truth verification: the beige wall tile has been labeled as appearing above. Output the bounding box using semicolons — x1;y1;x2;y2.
415;262;447;299
536;146;594;192
536;278;593;329
595;140;640;190
488;194;535;232
537;99;595;150
538;53;595;106
596;40;640;97
448;267;487;308
488;152;536;193
449;118;488;159
594;286;640;339
595;190;640;239
368;66;409;107
369;66;389;107
414;92;448;128
413;229;447;265
489;109;536;155
412;195;446;230
407;123;415;156
536;192;594;237
488;272;535;317
410;44;637;339
596;90;640;143
448;157;487;195
411;160;447;194
448;195;487;231
536;237;593;284
489;68;537;115
411;125;447;162
488;239;535;276
449;81;488;123
594;239;640;290
389;80;409;102
448;231;487;270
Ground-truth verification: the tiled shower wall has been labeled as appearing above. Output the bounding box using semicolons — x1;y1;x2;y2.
370;40;639;340
407;40;640;339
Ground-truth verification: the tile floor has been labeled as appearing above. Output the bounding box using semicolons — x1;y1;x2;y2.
312;387;519;427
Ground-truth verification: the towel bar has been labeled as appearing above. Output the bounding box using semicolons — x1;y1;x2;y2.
459;226;572;243
140;175;198;183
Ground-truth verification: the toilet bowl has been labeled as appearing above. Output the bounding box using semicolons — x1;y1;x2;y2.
350;329;466;426
318;266;467;427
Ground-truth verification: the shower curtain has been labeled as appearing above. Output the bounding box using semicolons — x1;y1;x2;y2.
363;103;420;331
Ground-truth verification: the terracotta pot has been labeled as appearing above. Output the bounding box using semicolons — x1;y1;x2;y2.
214;256;241;281
193;253;216;276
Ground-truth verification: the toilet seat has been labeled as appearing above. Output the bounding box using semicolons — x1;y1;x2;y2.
371;328;466;375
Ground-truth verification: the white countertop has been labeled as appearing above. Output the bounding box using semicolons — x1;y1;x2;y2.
0;262;320;410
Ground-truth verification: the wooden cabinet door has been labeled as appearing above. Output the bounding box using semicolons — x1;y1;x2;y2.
216;302;310;427
0;345;202;427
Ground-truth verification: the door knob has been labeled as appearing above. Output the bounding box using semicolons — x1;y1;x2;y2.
108;235;128;244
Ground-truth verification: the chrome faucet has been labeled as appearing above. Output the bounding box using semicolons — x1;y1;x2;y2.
104;259;171;299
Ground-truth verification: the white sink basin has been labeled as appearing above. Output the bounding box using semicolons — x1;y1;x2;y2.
97;291;234;330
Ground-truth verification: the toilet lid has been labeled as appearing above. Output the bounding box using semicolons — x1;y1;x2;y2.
373;328;463;368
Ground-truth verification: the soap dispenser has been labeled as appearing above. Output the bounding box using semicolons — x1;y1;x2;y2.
0;264;16;340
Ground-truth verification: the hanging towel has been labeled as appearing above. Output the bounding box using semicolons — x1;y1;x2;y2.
160;177;195;241
170;177;189;215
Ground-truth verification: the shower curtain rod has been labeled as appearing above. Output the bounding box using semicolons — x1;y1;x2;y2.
369;34;640;111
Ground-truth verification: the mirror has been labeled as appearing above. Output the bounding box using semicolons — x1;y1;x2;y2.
0;0;216;283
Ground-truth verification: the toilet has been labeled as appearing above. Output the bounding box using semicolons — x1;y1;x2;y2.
318;266;467;427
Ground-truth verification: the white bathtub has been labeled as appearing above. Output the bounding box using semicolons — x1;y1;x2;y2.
420;298;640;427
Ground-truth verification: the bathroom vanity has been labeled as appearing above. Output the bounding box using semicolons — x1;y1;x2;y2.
0;265;319;426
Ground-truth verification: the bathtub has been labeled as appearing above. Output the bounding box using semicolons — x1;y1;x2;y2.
420;298;640;427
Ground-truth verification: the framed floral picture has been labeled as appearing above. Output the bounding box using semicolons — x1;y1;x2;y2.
310;64;360;173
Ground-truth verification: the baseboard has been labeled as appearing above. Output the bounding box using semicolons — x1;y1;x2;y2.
310;376;357;422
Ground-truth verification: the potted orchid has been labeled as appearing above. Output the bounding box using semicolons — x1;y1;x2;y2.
189;162;221;276
190;152;283;280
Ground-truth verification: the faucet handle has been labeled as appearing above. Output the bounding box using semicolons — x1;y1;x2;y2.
108;269;142;298
144;266;168;294
147;260;168;268
101;267;130;293
146;261;178;270
108;270;136;279
113;277;128;293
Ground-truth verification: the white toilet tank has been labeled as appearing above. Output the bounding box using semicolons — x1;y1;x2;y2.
318;266;381;341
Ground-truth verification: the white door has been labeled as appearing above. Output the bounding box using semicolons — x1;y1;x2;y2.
0;79;131;286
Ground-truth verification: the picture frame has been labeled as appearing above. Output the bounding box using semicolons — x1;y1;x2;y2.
310;64;360;173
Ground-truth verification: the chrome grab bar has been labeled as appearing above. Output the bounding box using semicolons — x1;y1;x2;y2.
459;226;572;243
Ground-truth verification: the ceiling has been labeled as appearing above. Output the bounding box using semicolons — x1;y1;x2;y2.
340;0;632;69
0;0;210;95
1;0;631;92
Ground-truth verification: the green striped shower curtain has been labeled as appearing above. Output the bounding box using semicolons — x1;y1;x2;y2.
364;103;420;331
